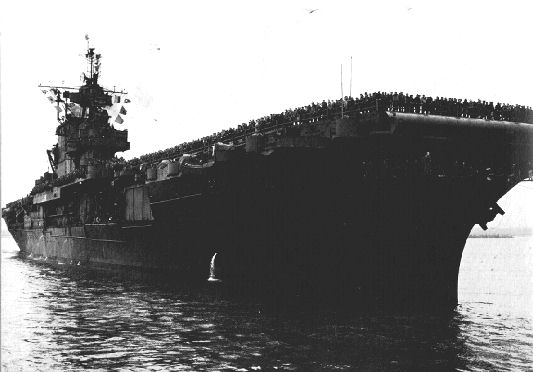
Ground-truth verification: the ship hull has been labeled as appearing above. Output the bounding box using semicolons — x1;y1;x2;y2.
8;146;513;313
7;112;532;313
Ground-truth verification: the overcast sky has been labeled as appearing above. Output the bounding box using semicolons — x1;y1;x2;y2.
1;0;532;207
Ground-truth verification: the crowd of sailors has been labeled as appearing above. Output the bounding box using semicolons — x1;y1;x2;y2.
380;92;532;122
123;92;532;167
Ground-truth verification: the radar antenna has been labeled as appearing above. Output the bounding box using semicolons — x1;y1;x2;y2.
38;40;128;129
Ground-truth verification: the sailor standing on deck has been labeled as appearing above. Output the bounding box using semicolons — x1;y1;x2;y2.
392;92;399;112
423;152;432;176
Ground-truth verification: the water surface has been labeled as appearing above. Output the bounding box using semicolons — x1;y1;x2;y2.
2;235;532;371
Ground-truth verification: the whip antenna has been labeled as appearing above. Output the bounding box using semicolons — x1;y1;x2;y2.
350;56;353;97
340;64;344;118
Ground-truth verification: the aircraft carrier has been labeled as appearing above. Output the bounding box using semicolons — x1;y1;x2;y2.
3;46;533;312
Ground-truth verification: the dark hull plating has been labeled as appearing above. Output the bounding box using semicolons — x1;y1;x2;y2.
7;113;533;312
